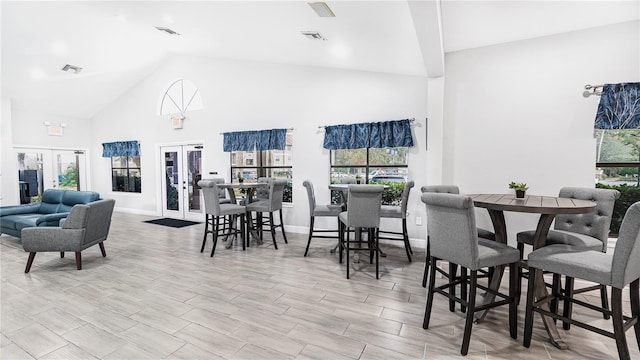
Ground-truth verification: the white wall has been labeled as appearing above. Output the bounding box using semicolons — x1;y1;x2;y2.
91;55;430;240
0;97;18;205
10;106;92;149
443;21;640;243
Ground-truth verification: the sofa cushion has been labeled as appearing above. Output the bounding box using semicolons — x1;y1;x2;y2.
38;189;65;214
12;214;46;230
58;191;101;212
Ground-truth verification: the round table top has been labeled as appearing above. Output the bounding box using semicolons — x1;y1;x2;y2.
468;193;597;215
329;183;390;190
217;182;268;189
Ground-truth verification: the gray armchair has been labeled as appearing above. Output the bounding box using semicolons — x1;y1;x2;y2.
22;199;115;273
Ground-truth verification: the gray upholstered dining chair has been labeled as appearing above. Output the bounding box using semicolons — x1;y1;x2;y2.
378;180;414;261
22;199;116;272
253;177;274;203
199;179;246;256
420;185;496;314
422;193;519;356
523;201;640;360
338;185;384;279
302;180;343;257
516;186;620;327
246;179;288;249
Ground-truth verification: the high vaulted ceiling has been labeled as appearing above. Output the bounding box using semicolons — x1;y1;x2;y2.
2;1;638;119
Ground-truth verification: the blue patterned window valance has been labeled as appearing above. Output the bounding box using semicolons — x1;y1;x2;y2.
223;128;287;152
323;119;414;150
594;82;640;129
102;141;140;157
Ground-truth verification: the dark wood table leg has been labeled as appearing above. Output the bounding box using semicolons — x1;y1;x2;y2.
531;213;569;349
477;209;507;322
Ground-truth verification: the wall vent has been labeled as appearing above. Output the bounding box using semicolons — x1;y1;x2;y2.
155;26;180;36
61;64;82;74
301;31;327;41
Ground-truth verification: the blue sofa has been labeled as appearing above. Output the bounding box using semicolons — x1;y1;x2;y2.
0;189;101;238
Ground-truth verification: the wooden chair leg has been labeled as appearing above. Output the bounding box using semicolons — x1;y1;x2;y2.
509;262;518;339
523;267;537;348
402;219;412;261
269;212;278;250
516;242;525;305
304;216;314;257
612;287;631;360
201;214;209;252
550;273;561;322
345;227;350;279
75;252;82;270
601;285;610;320
279;209;288;244
449;263;458;312
461;270;477;356
99;242;107;257
461;267;468;313
25;252;36;273
422;236;430;288
423;256;437;329
211;216;220;257
629;279;640;350
60;252;64;258
240;214;246;251
375;228;379;279
563;276;574;330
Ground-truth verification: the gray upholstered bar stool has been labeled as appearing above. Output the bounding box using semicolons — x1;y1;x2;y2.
252;177;274;203
338;185;384;279
516;187;620;327
420;185;496;314
302;180;343;257
523;201;640;360
246;179;288;249
422;193;519;356
378;180;414;261
198;179;246;256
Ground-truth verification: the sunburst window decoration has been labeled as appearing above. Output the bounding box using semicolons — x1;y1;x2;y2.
158;79;203;129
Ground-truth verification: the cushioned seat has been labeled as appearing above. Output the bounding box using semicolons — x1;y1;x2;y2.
302;180;343;257
379;205;402;218
517;229;603;250
421;193;519;356
523;202;640;360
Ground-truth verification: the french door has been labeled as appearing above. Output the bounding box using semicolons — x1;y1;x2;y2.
15;148;88;203
160;144;203;220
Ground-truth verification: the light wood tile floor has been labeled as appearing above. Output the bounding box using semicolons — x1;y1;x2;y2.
1;212;638;359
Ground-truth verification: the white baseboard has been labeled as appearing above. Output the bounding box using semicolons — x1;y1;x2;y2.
114;207;158;216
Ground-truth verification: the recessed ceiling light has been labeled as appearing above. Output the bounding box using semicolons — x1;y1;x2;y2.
162;15;174;24
308;2;335;17
155;26;180;36
115;14;127;22
331;44;348;58
61;64;83;74
301;31;327;41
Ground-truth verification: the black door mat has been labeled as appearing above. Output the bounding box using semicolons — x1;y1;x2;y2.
143;218;201;228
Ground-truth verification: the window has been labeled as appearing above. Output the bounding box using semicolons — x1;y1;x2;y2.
330;147;408;205
111;156;141;193
595;129;640;187
230;132;293;202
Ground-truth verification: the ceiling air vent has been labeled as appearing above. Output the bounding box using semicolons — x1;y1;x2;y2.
301;31;327;41
61;64;82;74
155;26;180;36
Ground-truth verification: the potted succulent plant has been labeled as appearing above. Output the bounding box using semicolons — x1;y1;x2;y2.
355;175;362;184
509;181;529;198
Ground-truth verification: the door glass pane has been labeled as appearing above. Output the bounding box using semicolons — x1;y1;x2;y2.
165;152;179;211
56;152;79;190
17;152;44;203
187;150;202;213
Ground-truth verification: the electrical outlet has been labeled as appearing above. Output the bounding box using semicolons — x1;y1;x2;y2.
416;216;422;226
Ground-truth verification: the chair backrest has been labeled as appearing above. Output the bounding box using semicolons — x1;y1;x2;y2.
399;181;415;217
268;179;288;211
198;179;223;215
303;180;316;214
422;193;479;270
209;178;227;200
421;185;460;194
340;177;356;184
555;187;620;250
62;199;115;245
255;177;274;200
611;201;640;289
345;185;384;228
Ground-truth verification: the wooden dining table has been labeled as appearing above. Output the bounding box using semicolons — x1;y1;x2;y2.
216;182;269;247
468;193;597;350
